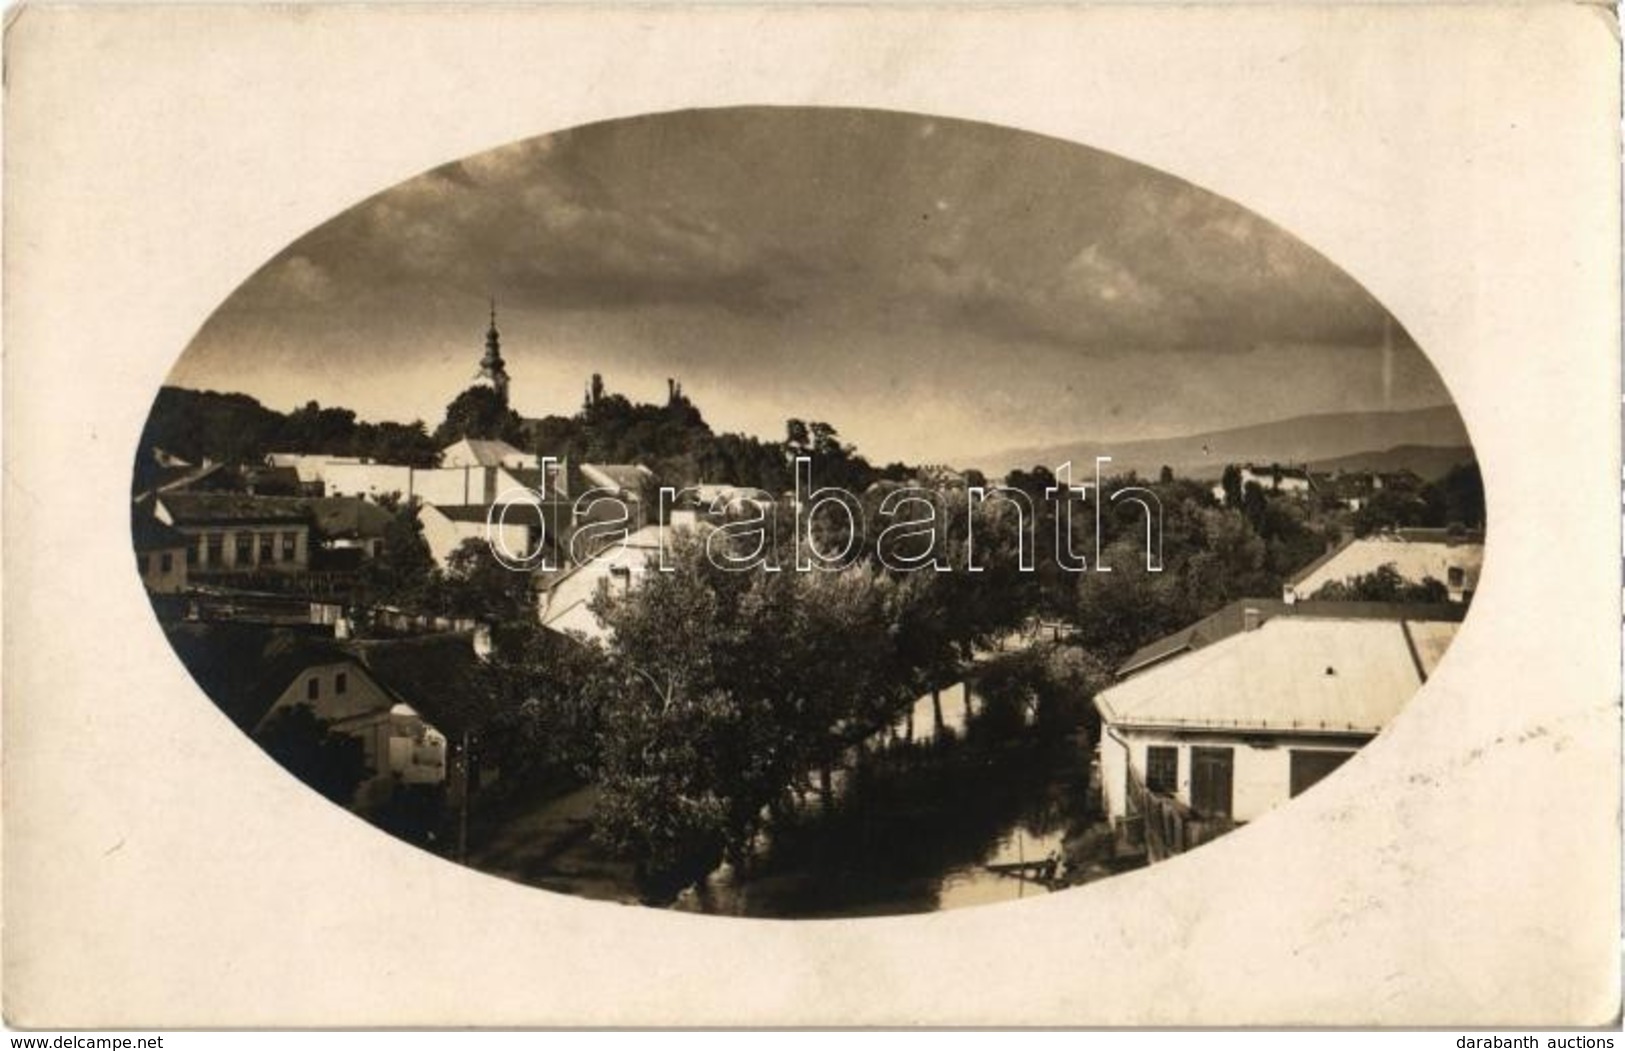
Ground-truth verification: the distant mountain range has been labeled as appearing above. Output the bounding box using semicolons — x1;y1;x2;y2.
978;405;1474;481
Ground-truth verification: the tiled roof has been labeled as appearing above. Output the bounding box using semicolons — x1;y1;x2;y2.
157;492;313;525
307;497;393;539
344;633;496;736
582;463;653;493
164;622;350;731
131;508;191;552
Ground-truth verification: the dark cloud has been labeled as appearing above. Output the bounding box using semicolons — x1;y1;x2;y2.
177;106;1447;462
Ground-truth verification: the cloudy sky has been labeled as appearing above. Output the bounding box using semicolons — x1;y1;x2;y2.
170;106;1451;465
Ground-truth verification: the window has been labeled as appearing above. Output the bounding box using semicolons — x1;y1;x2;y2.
138;553;151;574
1190;746;1235;818
1289;750;1353;798
206;533;224;566
234;532;253;565
187;539;200;567
1145;746;1178;796
335;672;347;695
259;533;275;563
282;531;298;562
159;552;173;573
1447;566;1465;588
306;677;320;701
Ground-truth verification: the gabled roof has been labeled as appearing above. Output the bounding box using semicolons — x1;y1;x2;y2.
1116;596;1466;679
166;621;501;739
344;633;495;736
425;501;571;528
1288;535;1486;596
164;622;352;731
443;438;532;468
540;525;669;639
156;492;313;526
501;466;566;498
131;508;191;552
581;463;653;493
1097;616;1459;735
307;497;393;540
1284;538;1356;588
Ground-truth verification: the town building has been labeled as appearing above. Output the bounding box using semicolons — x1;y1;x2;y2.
419;499;575;569
580;463;657;524
306;497;395;569
537;525;670;640
1095;600;1462;860
131;508;191;594
1286;529;1484;604
441;438;537;472
164;623;496;813
152;492;313;576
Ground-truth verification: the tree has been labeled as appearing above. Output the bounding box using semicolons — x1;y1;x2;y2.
256;705;370;805
360;500;437;608
436;538;535;625
1435;462;1486;529
435;385;525;446
1310;563;1449;603
586;531;907;894
1220;464;1243;507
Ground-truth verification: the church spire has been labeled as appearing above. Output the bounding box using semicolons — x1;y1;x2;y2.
476;297;510;402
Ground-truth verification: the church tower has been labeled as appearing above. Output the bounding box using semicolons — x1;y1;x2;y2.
475;298;511;402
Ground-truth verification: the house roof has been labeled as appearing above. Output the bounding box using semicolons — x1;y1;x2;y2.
581;463;653;493
501;466;566;498
1116;596;1466;679
306;497;393;540
540;525;669;640
1097;616;1460;735
164;622;352;731
444;438;531;468
131;508;191;552
1240;463;1314;484
343;633;494;736
157;492;313;526
426;501;571;527
1288;536;1486;596
1393;527;1486;544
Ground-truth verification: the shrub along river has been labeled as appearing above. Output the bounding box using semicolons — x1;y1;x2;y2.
464;669;1129;919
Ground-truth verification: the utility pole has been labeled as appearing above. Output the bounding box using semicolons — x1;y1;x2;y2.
458;728;472;864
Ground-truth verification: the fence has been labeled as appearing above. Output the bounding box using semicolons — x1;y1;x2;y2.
1123;765;1237;863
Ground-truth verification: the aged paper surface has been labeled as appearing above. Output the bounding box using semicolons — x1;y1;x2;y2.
3;2;1620;1027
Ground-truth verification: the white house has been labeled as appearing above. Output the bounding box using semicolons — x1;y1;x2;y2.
441;438;538;471
1095;607;1459;858
1286;530;1484;604
1210;464;1316;504
537;525;671;641
153;492;313;576
131;508;191;594
251;655;448;811
578;463;656;524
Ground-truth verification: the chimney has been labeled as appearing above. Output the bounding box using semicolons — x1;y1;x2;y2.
1243;607;1262;632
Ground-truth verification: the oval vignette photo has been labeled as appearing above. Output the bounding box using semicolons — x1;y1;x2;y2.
128;106;1484;918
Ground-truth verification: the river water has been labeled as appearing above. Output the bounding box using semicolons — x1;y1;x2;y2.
671;678;1093;918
